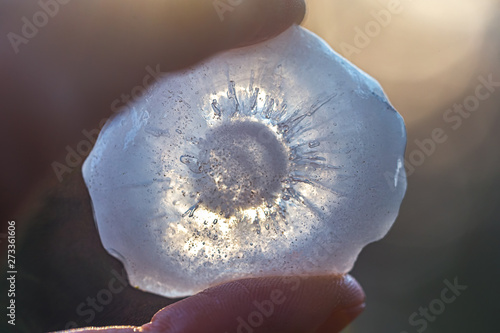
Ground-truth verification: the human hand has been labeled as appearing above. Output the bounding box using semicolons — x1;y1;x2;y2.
0;0;306;219
1;1;365;332
61;275;364;333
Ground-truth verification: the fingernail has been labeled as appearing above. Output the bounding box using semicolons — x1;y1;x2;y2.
315;303;366;333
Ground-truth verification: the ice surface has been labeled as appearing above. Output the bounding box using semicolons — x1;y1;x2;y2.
82;26;407;298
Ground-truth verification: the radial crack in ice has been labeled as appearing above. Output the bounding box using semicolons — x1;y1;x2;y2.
82;25;407;298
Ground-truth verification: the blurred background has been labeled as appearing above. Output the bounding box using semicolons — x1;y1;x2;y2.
303;0;500;332
1;0;499;332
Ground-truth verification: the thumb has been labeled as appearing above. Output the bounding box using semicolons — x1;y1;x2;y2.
61;274;365;333
1;0;306;219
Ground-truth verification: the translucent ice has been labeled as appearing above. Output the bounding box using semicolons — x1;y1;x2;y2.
82;26;407;298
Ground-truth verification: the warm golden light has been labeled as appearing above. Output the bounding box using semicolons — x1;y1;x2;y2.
303;0;498;125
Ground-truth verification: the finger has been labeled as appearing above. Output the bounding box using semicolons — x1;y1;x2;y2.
0;0;306;218
3;0;306;123
56;326;135;333
59;275;364;333
142;274;364;333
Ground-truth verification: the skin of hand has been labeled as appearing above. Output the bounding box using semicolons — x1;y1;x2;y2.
61;275;365;333
1;1;365;332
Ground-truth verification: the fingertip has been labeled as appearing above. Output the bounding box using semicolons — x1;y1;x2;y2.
232;0;306;47
315;303;366;333
314;275;365;333
142;274;364;333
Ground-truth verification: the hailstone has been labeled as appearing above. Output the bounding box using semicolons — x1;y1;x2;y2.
82;25;407;298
